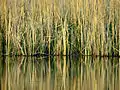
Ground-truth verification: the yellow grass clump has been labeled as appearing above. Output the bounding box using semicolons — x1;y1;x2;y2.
0;0;120;56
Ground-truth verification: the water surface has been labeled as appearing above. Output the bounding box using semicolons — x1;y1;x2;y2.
0;56;119;90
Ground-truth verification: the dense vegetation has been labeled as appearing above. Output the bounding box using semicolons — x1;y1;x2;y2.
0;0;120;56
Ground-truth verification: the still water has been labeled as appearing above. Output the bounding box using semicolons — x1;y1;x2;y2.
0;56;119;90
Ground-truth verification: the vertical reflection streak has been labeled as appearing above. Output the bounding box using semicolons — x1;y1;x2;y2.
0;56;119;90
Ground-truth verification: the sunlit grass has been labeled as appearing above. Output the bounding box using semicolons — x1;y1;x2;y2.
0;0;119;56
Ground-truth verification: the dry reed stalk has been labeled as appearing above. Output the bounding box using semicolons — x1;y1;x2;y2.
0;0;119;56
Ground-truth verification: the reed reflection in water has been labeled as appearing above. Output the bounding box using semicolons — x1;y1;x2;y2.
0;56;119;90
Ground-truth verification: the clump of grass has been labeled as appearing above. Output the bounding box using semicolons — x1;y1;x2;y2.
0;0;119;56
